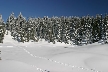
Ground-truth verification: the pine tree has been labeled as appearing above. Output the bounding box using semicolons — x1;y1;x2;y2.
15;12;26;42
103;14;108;43
6;12;16;36
69;16;76;45
0;14;5;43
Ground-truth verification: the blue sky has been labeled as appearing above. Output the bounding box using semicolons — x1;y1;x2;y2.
0;0;108;22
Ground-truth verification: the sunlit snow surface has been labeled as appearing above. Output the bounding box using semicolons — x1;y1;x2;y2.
0;32;108;72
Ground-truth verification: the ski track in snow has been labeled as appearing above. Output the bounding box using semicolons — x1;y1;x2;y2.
14;48;48;72
20;46;102;72
0;46;49;72
30;64;48;72
0;44;102;72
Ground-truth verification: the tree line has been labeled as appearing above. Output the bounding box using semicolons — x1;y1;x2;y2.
0;12;108;45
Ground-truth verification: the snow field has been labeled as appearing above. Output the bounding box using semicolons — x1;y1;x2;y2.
22;47;102;72
0;33;108;72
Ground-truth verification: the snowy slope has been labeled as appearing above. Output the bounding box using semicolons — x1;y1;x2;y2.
0;32;108;72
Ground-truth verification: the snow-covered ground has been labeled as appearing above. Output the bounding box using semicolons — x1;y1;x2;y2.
0;32;108;72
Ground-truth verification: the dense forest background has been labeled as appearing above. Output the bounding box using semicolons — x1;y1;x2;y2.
0;12;108;45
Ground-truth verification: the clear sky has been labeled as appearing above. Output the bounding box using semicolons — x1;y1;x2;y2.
0;0;108;22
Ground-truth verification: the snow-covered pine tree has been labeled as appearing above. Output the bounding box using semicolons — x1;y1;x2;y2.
51;17;56;43
57;16;64;43
35;17;41;40
79;16;85;45
65;16;71;44
47;16;54;43
91;15;100;43
103;14;108;43
78;17;83;45
43;17;48;41
33;18;39;42
87;15;93;44
83;15;92;45
49;16;56;43
57;16;63;43
16;12;26;42
98;14;106;44
106;16;108;43
75;16;82;45
0;14;5;43
6;12;16;36
69;16;76;45
27;17;35;41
